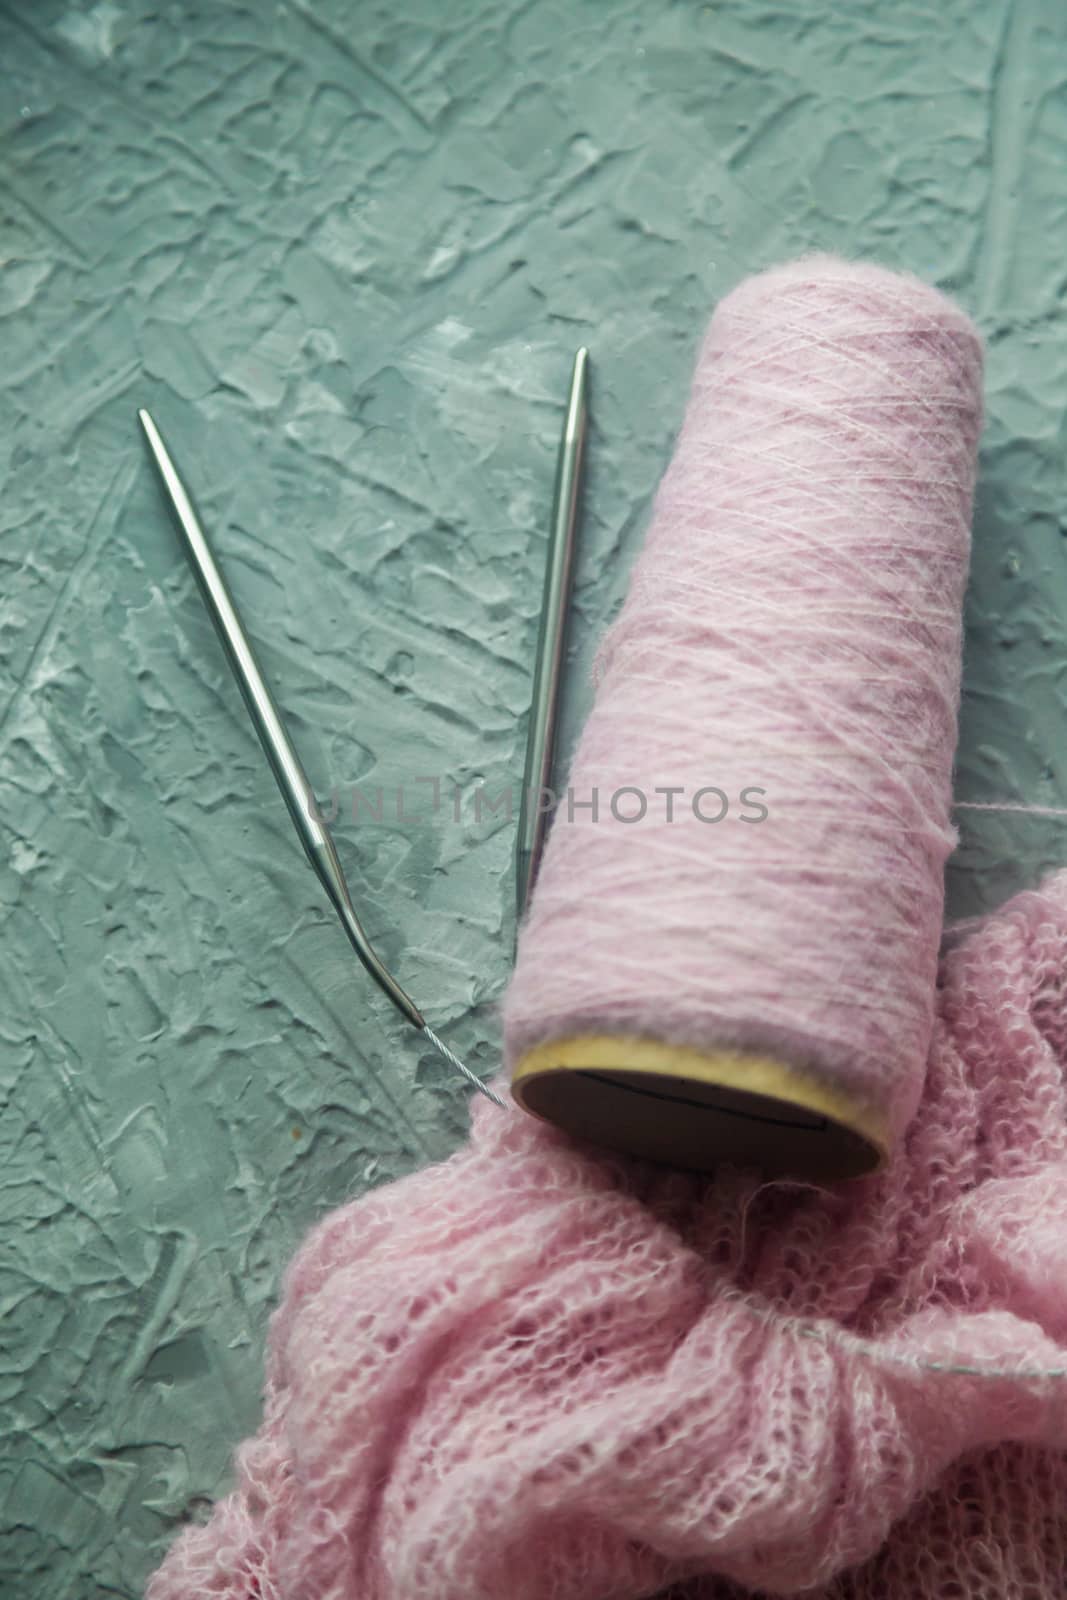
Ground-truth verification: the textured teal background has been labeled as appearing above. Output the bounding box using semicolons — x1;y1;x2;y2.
3;2;1067;1594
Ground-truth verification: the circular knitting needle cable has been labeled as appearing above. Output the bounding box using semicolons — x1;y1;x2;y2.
138;409;503;1108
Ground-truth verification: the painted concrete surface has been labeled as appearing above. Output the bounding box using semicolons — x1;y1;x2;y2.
2;1;1067;1594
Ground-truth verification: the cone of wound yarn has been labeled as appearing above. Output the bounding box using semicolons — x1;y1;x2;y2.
506;255;984;1180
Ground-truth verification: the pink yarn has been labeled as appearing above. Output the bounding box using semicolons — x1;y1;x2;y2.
506;257;983;1147
148;873;1067;1599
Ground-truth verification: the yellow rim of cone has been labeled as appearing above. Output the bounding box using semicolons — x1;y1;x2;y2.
511;1033;889;1175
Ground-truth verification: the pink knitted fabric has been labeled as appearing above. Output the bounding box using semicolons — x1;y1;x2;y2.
148;875;1067;1599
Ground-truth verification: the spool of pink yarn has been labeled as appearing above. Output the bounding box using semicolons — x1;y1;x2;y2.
507;257;984;1179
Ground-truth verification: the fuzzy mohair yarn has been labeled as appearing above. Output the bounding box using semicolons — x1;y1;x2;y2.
506;255;984;1158
148;872;1067;1599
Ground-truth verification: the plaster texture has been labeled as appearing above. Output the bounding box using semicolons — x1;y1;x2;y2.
2;1;1067;1594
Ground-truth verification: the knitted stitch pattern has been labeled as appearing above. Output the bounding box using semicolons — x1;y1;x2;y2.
147;875;1067;1600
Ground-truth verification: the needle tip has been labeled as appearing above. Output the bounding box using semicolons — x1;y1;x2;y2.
137;409;161;452
564;349;590;441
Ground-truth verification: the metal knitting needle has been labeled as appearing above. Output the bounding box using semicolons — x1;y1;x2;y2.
515;348;589;919
137;409;503;1107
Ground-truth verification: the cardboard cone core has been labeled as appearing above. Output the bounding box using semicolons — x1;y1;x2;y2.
511;1035;888;1181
